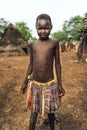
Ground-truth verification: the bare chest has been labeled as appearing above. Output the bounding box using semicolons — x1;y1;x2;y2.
33;43;55;57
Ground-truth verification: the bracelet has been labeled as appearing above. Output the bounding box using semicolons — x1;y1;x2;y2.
27;75;32;80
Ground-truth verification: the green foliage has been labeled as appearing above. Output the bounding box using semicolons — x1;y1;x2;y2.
15;22;32;41
51;31;67;41
0;18;8;37
0;18;35;40
52;15;84;41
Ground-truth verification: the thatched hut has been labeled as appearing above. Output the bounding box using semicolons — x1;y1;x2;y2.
0;23;29;56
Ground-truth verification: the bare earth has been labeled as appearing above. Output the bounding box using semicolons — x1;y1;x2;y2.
0;50;87;130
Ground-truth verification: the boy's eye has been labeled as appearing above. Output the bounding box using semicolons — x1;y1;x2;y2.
37;27;42;30
37;27;50;30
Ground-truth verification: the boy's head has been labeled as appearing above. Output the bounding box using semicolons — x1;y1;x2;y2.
36;14;52;40
36;14;52;28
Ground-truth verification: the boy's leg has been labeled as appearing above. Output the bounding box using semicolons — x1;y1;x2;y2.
48;113;55;130
29;111;38;130
43;113;56;125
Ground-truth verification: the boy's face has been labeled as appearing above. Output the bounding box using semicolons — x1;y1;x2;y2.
36;19;52;40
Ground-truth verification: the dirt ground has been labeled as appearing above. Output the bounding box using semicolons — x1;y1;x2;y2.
0;50;87;130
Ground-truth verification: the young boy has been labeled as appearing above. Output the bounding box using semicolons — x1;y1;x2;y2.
21;14;65;130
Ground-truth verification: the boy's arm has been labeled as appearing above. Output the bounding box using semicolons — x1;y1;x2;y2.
55;41;65;96
21;44;33;93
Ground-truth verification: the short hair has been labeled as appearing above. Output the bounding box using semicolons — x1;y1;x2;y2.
36;14;52;27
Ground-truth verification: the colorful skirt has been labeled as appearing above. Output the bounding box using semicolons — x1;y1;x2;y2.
26;79;61;116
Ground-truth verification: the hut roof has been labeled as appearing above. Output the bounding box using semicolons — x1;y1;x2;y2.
0;23;25;46
0;23;30;56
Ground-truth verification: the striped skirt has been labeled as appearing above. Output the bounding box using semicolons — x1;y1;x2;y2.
27;80;61;116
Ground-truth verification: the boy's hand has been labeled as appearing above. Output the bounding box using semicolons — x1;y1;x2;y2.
58;86;65;96
20;83;27;94
21;78;29;94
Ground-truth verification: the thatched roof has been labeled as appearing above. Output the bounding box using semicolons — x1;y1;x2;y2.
0;23;30;56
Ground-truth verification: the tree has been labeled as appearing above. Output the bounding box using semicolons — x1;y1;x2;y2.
16;22;32;41
0;18;8;38
63;15;84;40
52;15;84;41
51;31;67;41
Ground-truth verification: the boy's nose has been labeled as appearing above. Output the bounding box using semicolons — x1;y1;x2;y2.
41;29;45;33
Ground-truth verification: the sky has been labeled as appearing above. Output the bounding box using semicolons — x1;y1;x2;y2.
0;0;87;38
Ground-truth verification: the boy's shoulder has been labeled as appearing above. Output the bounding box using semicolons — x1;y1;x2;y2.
51;39;59;43
50;39;59;47
28;40;37;47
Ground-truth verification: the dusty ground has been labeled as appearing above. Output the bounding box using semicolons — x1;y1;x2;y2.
0;50;87;130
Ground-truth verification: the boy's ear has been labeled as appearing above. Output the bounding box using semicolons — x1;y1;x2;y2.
35;25;37;29
51;24;53;29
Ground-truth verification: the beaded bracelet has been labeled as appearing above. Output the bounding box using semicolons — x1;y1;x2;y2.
27;75;33;80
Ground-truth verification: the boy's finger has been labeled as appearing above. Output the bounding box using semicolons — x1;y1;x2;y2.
20;89;25;94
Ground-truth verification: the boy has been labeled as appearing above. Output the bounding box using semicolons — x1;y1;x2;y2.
21;14;65;130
